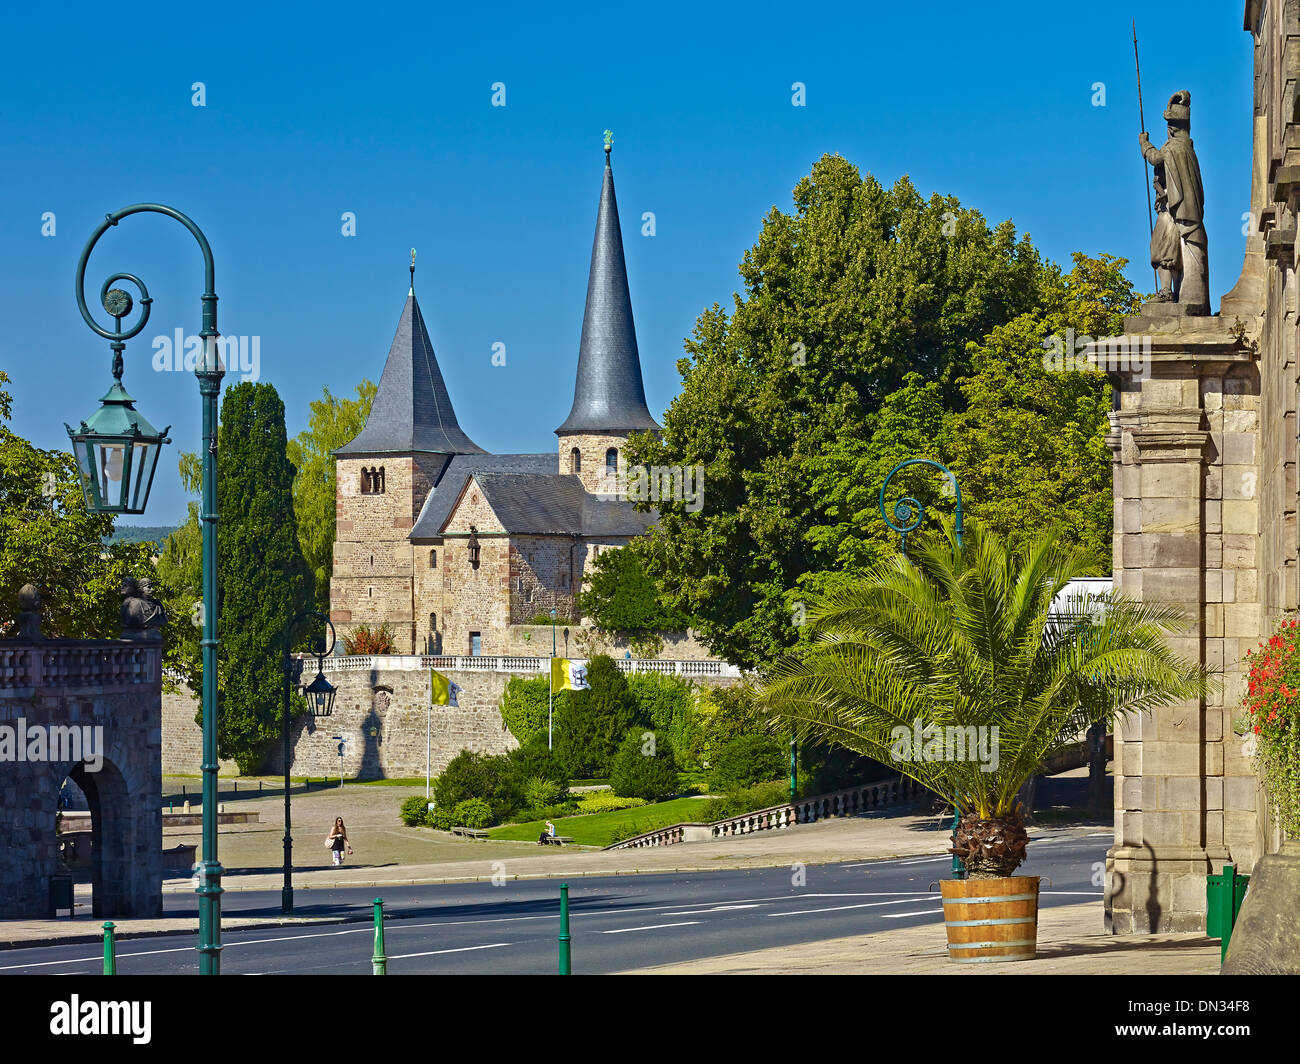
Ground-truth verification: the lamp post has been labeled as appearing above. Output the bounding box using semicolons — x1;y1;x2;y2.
878;457;966;880
68;204;225;973
279;611;336;914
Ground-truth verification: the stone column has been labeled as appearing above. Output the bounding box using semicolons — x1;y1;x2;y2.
1097;311;1259;933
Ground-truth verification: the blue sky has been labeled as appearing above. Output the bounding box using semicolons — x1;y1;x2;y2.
0;0;1254;525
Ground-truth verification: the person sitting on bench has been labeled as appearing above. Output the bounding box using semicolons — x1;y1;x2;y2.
538;819;557;845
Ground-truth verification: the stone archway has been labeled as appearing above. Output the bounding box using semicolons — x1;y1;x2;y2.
67;758;135;917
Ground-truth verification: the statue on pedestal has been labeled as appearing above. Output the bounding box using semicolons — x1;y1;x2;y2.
120;576;167;641
16;584;43;640
1139;90;1208;314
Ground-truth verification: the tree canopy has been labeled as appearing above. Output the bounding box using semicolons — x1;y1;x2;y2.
609;154;1135;669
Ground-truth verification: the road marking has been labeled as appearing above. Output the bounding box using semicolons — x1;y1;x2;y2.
388;942;511;960
601;921;701;934
767;897;933;917
662;904;763;916
881;908;945;919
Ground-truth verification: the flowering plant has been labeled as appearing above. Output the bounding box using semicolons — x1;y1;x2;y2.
1242;617;1300;838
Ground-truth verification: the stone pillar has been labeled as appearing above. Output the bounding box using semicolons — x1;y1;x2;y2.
1097;310;1260;933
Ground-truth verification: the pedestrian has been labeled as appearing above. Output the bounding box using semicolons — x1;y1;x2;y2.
326;816;352;866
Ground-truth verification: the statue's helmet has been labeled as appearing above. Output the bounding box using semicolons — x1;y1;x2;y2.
1163;90;1191;127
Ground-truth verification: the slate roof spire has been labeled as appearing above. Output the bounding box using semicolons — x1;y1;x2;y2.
556;135;660;435
337;254;486;456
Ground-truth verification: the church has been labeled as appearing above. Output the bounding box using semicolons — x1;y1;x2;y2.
329;143;671;658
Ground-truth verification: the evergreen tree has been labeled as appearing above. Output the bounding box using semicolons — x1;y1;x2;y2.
214;382;311;772
553;655;643;777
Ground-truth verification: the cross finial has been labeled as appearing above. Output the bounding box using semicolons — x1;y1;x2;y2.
409;248;416;294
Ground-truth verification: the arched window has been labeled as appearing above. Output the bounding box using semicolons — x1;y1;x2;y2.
570;447;581;474
429;548;437;568
360;466;386;494
605;447;618;474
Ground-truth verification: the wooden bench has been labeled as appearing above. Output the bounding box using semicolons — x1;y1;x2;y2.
538;834;574;846
451;826;490;839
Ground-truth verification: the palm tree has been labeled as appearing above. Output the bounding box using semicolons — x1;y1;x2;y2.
753;519;1212;878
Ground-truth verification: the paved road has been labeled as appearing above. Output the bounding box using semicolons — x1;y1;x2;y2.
0;832;1112;975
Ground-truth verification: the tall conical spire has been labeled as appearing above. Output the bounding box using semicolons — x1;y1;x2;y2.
337;259;485;456
556;136;659;435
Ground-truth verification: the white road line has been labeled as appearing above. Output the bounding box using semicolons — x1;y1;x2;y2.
881;908;945;919
388;943;511;960
601;921;701;934
767;897;934;918
662;904;763;916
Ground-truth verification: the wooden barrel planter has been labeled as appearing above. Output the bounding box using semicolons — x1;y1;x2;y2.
939;875;1039;963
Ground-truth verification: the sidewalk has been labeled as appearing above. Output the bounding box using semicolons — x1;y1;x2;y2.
621;901;1223;975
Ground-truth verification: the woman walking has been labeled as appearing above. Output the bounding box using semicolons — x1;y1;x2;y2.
326;816;352;867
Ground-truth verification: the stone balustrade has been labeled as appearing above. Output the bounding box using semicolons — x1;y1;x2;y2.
319;653;743;678
607;776;929;850
0;642;161;691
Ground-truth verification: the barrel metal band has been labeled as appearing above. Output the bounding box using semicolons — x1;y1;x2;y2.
945;916;1039;927
947;938;1038;950
942;893;1038;904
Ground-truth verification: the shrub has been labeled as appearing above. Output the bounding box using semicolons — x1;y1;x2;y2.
706;780;790;820
506;801;578;824
452;798;493;829
342;623;395;655
500;677;569;745
433;750;522;824
693;686;763;768
400;794;432;826
427;808;457;831
507;733;571;796
526;614;574;626
576;791;648;814
611;729;679;801
627;672;700;769
711;733;786;792
522;775;564;811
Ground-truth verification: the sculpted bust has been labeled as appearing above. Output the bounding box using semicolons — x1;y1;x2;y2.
121;576;167;641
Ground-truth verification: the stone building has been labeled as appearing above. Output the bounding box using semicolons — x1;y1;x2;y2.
1099;1;1295;932
330;144;667;657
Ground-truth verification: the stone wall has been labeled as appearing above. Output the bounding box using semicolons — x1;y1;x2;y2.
557;432;628;496
0;642;163;919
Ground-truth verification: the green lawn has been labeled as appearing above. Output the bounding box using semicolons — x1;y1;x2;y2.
489;795;717;847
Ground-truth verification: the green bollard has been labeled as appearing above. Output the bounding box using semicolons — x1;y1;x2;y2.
372;898;387;975
102;922;116;975
558;883;572;975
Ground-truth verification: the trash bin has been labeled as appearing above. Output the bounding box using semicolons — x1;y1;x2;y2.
1206;862;1250;961
49;873;74;918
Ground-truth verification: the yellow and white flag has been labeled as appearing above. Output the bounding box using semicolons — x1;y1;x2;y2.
430;670;462;707
550;658;590;691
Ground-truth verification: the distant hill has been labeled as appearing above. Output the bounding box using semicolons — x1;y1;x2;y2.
105;525;178;548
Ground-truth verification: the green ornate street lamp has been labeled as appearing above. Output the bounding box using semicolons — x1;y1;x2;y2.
279;611;337;914
879;456;966;879
878;457;963;553
69;203;225;972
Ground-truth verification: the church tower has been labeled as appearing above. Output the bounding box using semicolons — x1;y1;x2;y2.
331;256;485;652
556;138;660;496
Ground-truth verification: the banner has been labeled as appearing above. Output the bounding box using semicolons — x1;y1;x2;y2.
430;670;462;707
550;658;590;691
